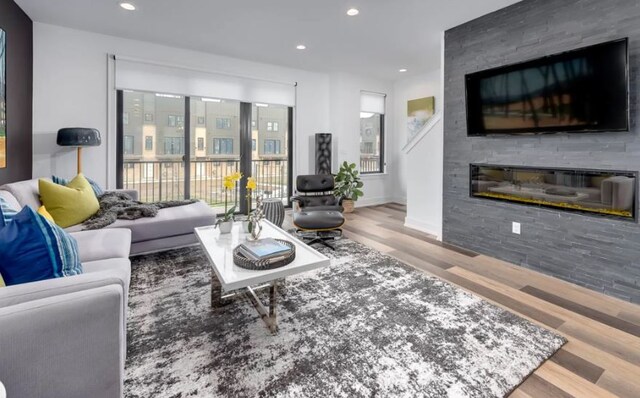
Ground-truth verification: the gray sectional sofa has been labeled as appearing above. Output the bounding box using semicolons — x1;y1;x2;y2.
0;178;217;255
0;179;217;398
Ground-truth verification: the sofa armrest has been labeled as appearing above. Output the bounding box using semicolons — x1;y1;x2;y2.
0;265;129;310
107;189;139;201
0;286;125;398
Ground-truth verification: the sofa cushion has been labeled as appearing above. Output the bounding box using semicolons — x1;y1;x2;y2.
0;179;41;209
39;174;100;228
52;175;105;197
0;207;83;286
70;229;131;263
37;206;54;222
0;190;21;211
0;197;18;226
67;200;215;243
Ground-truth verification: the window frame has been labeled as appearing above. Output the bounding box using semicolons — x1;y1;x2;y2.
123;135;134;155
360;113;385;175
144;136;153;151
213;137;233;155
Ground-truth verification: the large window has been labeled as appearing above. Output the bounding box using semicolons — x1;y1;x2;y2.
213;138;234;155
118;90;293;213
360;91;385;174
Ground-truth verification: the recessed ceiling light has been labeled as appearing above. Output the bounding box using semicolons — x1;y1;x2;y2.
296;44;307;50
256;103;269;108
347;8;359;16
119;2;136;11
398;68;408;73
202;97;221;103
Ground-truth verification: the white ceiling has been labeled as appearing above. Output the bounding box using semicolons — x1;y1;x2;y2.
15;0;520;81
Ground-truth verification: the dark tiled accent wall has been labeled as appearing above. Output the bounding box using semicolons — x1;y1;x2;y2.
443;0;640;302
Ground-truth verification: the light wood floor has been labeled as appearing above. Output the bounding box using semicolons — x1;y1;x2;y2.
338;203;640;398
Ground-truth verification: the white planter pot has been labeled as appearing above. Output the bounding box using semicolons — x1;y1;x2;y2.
242;220;251;233
218;220;233;234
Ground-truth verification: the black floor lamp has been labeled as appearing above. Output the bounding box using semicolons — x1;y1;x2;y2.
56;128;102;174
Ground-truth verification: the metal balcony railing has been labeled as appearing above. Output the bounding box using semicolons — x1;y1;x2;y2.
360;156;381;173
122;159;289;211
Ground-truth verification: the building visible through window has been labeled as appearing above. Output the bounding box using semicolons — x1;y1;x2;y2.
197;137;204;151
144;136;153;151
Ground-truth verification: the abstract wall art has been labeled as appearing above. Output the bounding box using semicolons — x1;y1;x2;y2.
407;96;435;142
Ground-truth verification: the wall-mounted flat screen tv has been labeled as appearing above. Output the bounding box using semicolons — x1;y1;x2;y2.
466;38;629;136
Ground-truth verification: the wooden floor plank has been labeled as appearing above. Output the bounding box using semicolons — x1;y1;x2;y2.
518;374;574;398
522;285;640;338
536;361;617;398
549;349;604;383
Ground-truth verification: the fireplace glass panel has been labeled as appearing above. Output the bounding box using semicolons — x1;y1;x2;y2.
471;164;637;220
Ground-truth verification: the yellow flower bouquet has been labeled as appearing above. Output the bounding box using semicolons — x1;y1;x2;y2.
217;172;242;228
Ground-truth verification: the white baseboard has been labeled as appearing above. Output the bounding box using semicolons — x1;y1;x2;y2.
404;217;442;240
355;196;394;207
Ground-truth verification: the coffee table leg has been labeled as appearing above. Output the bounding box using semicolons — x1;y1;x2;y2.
211;271;227;308
245;281;279;335
269;280;277;319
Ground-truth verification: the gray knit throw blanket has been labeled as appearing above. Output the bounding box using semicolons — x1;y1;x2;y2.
82;192;197;230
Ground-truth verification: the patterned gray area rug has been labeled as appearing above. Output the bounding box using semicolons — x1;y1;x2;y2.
125;239;565;398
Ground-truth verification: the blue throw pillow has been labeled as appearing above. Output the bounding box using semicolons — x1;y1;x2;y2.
0;197;18;227
0;206;83;286
52;175;105;197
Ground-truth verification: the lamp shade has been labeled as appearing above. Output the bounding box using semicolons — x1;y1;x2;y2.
57;128;102;147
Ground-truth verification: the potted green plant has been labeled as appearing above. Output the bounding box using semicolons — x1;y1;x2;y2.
334;161;364;213
216;172;241;233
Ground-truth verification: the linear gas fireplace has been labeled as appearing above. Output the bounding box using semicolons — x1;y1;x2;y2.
470;164;638;221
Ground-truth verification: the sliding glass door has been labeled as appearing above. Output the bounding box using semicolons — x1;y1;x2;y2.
117;91;187;202
117;90;292;213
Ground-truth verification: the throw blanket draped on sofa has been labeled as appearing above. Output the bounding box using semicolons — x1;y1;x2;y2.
82;192;197;230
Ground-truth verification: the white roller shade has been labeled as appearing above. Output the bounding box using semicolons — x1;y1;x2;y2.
114;57;296;106
360;91;386;114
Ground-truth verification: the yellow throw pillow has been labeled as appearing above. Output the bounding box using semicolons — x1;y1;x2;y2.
39;174;100;228
0;273;5;287
37;205;54;222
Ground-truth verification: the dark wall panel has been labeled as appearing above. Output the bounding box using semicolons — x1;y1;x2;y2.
443;0;640;302
0;0;32;184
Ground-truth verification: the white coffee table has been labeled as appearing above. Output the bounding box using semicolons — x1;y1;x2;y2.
194;220;330;334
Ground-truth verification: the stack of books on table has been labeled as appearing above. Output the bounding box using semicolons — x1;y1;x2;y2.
237;238;293;264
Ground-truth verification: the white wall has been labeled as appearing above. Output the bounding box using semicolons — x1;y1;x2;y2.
32;23;400;209
393;69;443;238
32;23;331;189
328;73;397;207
